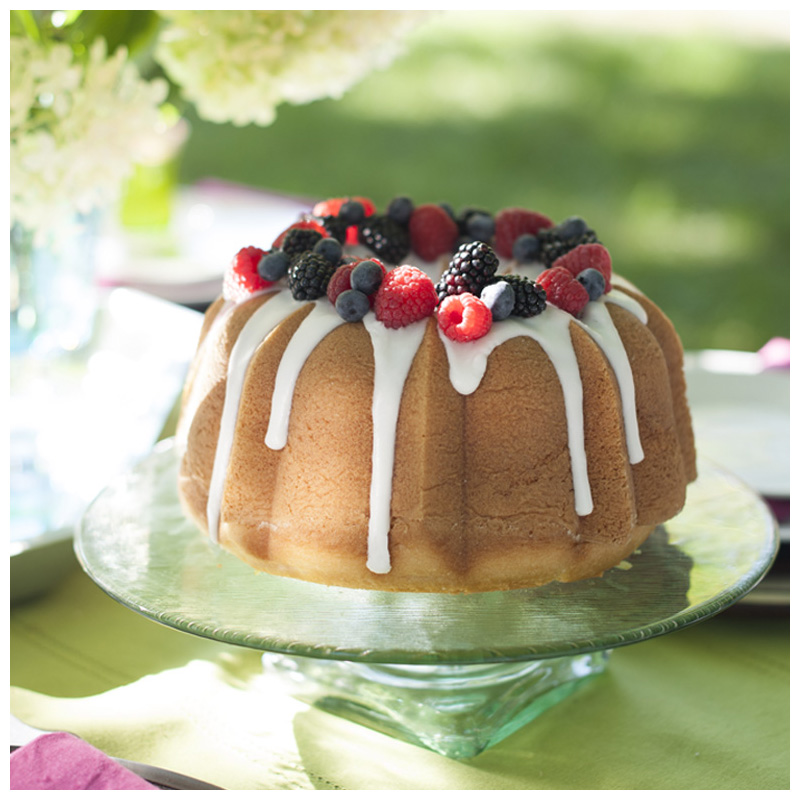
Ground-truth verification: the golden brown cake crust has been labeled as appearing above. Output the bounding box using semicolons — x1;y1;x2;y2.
177;280;695;593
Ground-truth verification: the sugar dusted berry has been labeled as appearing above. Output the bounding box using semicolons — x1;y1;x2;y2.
408;204;458;262
223;246;271;302
463;211;495;243
494;208;553;259
437;293;493;342
339;199;366;225
335;289;370;322
537;266;590;316
387;196;414;225
480;280;515;321
576;268;606;301
511;233;541;263
350;259;385;295
257;249;291;282
313;237;343;264
374;265;438;329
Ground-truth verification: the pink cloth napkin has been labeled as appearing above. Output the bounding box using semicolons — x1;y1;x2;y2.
10;732;157;790
758;337;790;370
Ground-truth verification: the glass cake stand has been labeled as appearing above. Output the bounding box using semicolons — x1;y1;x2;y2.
75;439;778;759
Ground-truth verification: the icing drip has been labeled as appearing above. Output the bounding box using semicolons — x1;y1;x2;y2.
205;284;649;571
437;306;593;517
265;301;346;449
604;287;648;324
206;290;297;542
578;297;645;464
362;315;429;573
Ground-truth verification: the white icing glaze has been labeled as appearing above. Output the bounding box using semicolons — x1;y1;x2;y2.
577;297;645;464
362;314;429;573
203;278;650;572
604;287;648;324
264;300;346;449
437;305;593;517
206;290;297;542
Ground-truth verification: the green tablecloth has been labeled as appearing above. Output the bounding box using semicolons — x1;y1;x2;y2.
10;559;788;790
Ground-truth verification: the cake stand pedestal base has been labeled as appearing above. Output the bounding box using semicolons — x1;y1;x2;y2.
263;651;610;759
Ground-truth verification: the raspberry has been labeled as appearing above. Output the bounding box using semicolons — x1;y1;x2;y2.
223;246;271;302
493;208;553;259
326;262;356;305
435;241;499;301
552;243;612;293
374;265;438;329
312;196;376;245
326;258;386;307
272;219;327;250
437;294;493;342
408;204;458;262
536;266;589;316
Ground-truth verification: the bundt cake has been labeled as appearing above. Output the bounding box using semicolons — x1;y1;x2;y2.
176;196;696;593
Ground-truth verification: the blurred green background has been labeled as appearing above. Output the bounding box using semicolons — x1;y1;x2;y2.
176;12;788;353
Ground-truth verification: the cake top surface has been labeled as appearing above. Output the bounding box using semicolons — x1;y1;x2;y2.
220;195;621;343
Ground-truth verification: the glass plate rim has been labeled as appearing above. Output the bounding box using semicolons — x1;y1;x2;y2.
75;440;779;664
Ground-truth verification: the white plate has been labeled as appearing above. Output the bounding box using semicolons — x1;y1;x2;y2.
684;350;789;499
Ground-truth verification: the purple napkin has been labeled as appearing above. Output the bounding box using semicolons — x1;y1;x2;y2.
10;732;157;790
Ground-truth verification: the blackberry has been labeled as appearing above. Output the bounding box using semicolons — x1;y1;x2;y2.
319;215;348;244
498;274;547;317
358;215;410;264
436;241;499;301
538;219;600;267
281;227;324;261
287;252;336;301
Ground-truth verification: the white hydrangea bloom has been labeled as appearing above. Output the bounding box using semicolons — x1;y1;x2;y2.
155;10;427;126
10;37;168;244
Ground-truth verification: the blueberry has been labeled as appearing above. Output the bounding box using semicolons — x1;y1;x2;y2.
439;202;456;221
350;260;384;295
512;233;541;263
464;212;495;243
387;196;414;225
335;289;370;322
339;200;366;225
313;236;343;264
556;216;589;240
577;268;606;301
480;280;515;321
257;250;290;281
